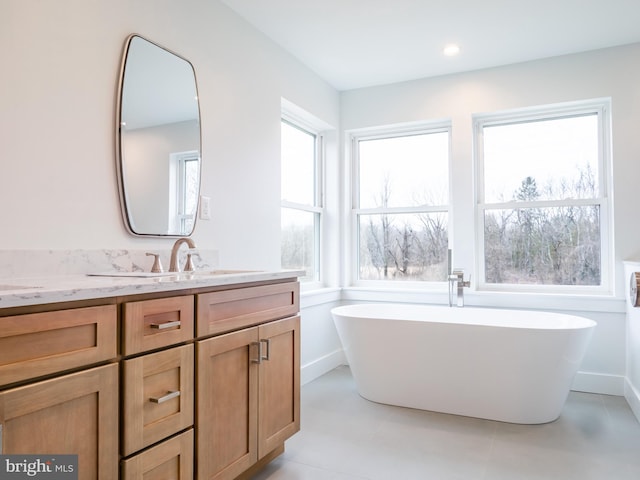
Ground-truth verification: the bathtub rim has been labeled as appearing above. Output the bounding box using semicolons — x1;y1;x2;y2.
331;303;597;331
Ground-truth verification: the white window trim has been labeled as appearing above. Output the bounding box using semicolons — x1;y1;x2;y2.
348;120;452;288
281;100;331;288
473;98;614;295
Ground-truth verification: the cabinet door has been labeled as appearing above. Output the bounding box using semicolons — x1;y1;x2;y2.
258;316;300;458
0;363;118;480
196;327;259;480
121;429;193;480
122;344;194;456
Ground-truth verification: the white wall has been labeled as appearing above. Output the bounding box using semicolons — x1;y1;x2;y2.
299;290;346;385
0;0;342;384
341;44;640;395
0;0;339;265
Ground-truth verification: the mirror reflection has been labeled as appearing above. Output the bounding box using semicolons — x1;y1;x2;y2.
117;34;201;236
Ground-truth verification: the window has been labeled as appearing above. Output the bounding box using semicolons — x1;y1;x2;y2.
281;119;323;282
352;125;450;282
170;151;200;235
475;100;611;291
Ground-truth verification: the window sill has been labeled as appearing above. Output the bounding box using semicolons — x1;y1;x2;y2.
341;286;625;314
300;287;341;309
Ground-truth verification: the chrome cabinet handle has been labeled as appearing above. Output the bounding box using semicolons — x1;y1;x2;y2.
149;390;181;404
260;339;271;361
150;320;181;330
251;341;262;364
251;339;272;363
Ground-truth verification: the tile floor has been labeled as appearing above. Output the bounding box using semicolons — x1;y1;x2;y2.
251;366;640;480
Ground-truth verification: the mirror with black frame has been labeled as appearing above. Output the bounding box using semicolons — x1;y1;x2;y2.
116;34;201;236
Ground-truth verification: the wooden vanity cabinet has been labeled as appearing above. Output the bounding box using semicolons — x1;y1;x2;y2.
120;295;196;480
196;312;300;480
122;344;194;456
121;429;194;480
0;305;119;479
0;364;119;479
256;316;301;458
197;282;299;337
0;277;300;480
122;295;194;355
196;326;259;479
0;304;117;386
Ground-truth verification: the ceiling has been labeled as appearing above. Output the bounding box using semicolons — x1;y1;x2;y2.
220;0;640;91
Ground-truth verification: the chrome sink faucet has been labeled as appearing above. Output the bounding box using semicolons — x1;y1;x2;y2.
447;250;470;307
169;238;197;272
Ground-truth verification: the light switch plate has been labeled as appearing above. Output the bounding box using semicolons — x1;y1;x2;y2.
199;195;211;220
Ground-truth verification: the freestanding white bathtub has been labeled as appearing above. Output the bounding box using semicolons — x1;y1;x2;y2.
331;303;596;424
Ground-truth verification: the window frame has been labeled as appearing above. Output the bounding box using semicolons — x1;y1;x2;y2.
280;112;325;285
473;99;613;294
169;150;200;235
350;121;452;287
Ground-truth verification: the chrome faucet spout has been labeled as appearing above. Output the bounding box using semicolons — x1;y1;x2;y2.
169;238;197;272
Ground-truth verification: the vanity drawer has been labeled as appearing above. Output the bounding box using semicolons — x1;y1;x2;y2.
196;281;299;337
0;304;117;386
122;344;194;456
122;295;194;355
121;429;193;480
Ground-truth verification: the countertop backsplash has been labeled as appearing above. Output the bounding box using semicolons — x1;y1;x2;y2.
0;249;220;279
0;249;305;309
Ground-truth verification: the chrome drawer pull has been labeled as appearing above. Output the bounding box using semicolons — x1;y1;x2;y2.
149;390;181;404
150;320;181;330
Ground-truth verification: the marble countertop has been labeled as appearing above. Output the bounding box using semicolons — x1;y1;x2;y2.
0;269;304;309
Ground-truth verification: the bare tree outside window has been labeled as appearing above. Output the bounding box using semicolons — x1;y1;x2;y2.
479;111;605;287
355;129;450;281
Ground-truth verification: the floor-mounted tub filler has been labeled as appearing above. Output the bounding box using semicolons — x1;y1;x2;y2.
331;303;596;424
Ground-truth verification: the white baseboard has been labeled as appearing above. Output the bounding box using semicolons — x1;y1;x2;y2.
624;379;640;423
301;349;346;385
571;371;625;396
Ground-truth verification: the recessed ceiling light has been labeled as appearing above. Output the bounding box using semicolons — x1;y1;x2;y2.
443;44;460;57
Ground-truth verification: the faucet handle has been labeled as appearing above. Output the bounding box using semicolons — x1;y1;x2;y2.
145;252;164;273
451;268;464;279
183;253;195;272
